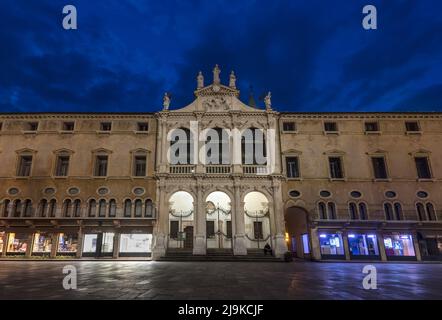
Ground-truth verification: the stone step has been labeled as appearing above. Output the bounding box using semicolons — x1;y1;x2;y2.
158;255;282;262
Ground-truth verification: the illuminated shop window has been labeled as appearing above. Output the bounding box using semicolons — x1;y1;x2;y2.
58;233;78;254
0;232;4;252
119;234;152;253
319;233;344;256
32;233;52;254
7;233;29;253
83;234;98;253
383;234;415;257
302;234;310;254
101;233;114;253
348;234;379;256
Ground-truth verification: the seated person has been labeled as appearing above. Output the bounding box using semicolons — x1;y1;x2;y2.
263;243;272;255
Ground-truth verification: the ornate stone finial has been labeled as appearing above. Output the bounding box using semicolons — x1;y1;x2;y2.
163;92;170;110
197;71;204;89
213;64;221;84
229;71;236;88
264;91;272;110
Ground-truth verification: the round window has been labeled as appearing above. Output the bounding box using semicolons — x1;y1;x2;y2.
133;187;145;196
68;187;80;195
8;187;19;195
289;190;301;198
97;187;109;195
417;191;428;199
385;191;396;198
319;190;331;198
44;187;56;195
350;191;362;198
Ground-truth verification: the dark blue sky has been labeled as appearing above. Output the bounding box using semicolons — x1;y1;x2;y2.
1;0;442;112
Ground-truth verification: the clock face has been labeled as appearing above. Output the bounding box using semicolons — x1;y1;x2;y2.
212;85;220;92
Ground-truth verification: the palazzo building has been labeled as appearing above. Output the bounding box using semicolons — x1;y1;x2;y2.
0;65;441;261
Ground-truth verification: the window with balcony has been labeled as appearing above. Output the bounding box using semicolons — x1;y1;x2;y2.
241;128;266;165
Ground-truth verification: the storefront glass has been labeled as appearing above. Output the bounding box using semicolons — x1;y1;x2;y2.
302;234;310;254
102;232;114;253
83;234;98;253
7;233;29;253
348;234;379;256
319;233;344;255
32;233;52;253
119;234;152;253
0;232;4;253
383;234;415;257
58;233;78;254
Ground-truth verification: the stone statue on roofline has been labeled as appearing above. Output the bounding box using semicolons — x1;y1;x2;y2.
264;91;272;110
213;64;221;84
163;92;170;110
197;71;204;89
229;71;236;89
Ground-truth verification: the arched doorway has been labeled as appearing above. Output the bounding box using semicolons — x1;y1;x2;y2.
285;206;309;259
244;192;270;249
205;191;232;249
168;191;194;249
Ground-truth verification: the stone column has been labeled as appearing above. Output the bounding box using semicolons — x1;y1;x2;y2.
25;233;33;258
271;179;288;258
152;183;168;260
1;232;7;257
342;232;351;261
193;178;206;255
377;232;387;261
310;228;321;261
76;227;83;258
412;232;422;261
50;232;58;258
233;179;247;255
113;232;120;259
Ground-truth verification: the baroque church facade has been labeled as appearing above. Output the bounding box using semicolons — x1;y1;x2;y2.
0;66;441;262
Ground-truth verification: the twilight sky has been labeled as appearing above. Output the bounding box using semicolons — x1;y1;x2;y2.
1;0;442;113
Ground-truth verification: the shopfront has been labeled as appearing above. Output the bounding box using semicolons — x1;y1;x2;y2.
418;232;442;261
348;233;380;260
6;232;29;256
119;233;152;257
318;232;345;260
383;233;416;261
32;232;53;256
0;232;4;254
82;232;115;257
58;233;78;256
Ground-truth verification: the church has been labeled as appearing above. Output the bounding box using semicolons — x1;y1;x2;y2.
0;65;441;262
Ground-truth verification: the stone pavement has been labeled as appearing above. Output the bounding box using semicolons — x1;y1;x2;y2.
0;261;441;299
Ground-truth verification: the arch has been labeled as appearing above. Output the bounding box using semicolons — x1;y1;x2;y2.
348;202;358;220
98;199;107;217
416;202;426;221
37;199;48;217
327;202;337;220
144;199;154;217
244;191;270;249
108;199;117;217
168;191;195;249
48;199;57;217
134;199;143;217
123;199;132;217
393;202;403;221
318;201;327;220
384;202;394;220
63;199;72;217
88;199;97;217
284;205;309;259
205;191;232;249
73;199;81;217
426;202;437;221
12;199;22;217
2;199;11;217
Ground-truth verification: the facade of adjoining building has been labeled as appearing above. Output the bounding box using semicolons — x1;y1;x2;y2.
0;65;441;261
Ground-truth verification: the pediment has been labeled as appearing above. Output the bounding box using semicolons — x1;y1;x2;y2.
194;84;239;98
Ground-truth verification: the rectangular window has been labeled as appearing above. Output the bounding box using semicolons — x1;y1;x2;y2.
329;157;343;179
206;221;215;238
82;234;98;253
6;233;29;254
137;122;149;131
319;233;345;256
371;157;388;179
170;221;179;239
0;122;3;131
253;221;263;239
133;155;147;176
119;234;152;254
94;155;108;176
32;233;52;254
324;121;338;132
55;155;70;176
57;233;78;254
17;155;32;176
62;122;75;131
226;220;232;239
365;121;379;132
286;156;300;178
26;122;39;131
383;234;415;257
415;157;431;179
100;122;112;131
348;234;379;256
405;121;420;132
282;122;296;132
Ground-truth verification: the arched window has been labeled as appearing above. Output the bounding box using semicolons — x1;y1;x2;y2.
205;127;230;165
98;199;106;217
63;199;72;217
23;199;33;217
416;203;426;221
426;203;436;221
349;202;358;220
359;203;367;220
318;202;327;219
134;199;142;217
328;202;337;220
88;199;97;217
241;128;267;165
48;199;57;217
124;199;132;217
38;199;48;217
73;199;81;217
144;199;153;217
3;199;10;217
384;203;393;220
170;127;194;164
394;203;402;221
13;199;22;217
108;199;116;217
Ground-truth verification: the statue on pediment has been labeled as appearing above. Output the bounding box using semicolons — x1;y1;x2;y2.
264;91;272;110
163;92;170;110
229;71;236;88
213;64;221;84
197;71;204;89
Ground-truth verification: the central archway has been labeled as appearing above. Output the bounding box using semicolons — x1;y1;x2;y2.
205;191;232;249
168;191;194;249
244;191;270;249
285;206;309;259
